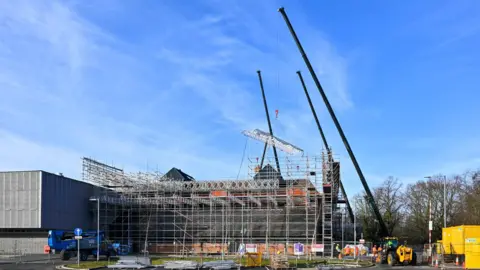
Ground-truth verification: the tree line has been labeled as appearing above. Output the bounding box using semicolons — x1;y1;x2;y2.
352;169;480;244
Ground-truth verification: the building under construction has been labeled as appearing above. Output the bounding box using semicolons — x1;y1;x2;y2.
80;12;361;256
82;151;349;258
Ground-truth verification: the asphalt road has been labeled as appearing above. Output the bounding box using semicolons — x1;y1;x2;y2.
0;262;58;270
0;254;62;270
0;253;463;270
1;263;457;270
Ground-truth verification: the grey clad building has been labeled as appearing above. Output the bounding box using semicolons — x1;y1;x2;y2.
0;170;101;254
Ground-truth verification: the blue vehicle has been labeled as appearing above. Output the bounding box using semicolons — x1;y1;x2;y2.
48;230;118;261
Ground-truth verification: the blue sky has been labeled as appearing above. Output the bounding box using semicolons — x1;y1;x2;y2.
1;0;479;197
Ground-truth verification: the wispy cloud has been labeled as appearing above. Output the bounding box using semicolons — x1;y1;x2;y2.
2;0;478;202
0;0;352;182
401;1;480;53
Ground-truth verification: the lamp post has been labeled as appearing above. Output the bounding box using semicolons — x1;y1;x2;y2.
353;211;356;259
89;197;100;261
424;176;432;263
424;175;447;228
443;175;447;228
341;208;345;250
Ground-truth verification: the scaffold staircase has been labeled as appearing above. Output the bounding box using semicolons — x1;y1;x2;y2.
320;151;335;258
322;183;333;258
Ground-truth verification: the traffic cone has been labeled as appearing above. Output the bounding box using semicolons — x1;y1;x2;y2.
435;258;439;268
463;261;466;269
456;257;459;266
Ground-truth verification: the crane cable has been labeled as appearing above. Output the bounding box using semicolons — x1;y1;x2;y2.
236;136;249;180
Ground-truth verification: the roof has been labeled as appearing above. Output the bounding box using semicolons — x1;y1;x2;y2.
254;164;283;181
162;167;195;182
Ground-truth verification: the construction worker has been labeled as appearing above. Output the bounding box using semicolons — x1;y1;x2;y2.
371;245;377;262
345;245;350;256
387;240;393;247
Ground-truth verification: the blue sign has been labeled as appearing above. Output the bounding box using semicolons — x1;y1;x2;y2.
74;228;83;236
294;243;304;255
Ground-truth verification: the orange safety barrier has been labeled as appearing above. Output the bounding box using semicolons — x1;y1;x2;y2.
147;242;323;256
148;243;229;255
210;190;228;197
287;188;306;196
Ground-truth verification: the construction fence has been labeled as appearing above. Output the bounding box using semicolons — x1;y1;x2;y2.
147;242;335;257
0;237;45;254
333;241;373;257
0;238;54;264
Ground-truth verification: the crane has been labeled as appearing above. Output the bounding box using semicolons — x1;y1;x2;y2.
257;70;282;175
296;70;354;223
278;7;389;237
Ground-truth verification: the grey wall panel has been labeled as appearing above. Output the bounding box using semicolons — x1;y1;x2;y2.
40;171;96;230
0;171;41;228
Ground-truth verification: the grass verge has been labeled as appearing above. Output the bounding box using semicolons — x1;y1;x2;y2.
150;257;219;265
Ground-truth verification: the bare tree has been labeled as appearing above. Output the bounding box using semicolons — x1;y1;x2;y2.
404;174;466;244
453;169;480;224
354;168;480;244
353;193;381;241
353;176;404;241
375;176;404;236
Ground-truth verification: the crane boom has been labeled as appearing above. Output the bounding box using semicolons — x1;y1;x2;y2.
279;7;388;237
296;71;354;223
257;70;281;174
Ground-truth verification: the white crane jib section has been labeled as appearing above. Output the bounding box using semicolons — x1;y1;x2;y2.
241;129;303;155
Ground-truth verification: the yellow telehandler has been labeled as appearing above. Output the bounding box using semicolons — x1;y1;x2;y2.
379;237;417;266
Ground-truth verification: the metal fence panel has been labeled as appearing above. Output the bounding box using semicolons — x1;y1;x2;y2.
0;237;45;254
0;238;52;264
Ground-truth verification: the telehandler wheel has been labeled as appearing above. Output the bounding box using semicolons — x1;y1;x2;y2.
387;252;396;266
60;249;71;261
80;251;89;261
411;252;417;266
381;254;387;264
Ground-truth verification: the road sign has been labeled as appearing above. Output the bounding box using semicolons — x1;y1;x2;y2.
74;228;83;236
73;229;83;267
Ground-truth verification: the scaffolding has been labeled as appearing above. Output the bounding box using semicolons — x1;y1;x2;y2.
82;151;344;257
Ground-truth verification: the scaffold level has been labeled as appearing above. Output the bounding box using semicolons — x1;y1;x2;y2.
82;152;343;257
